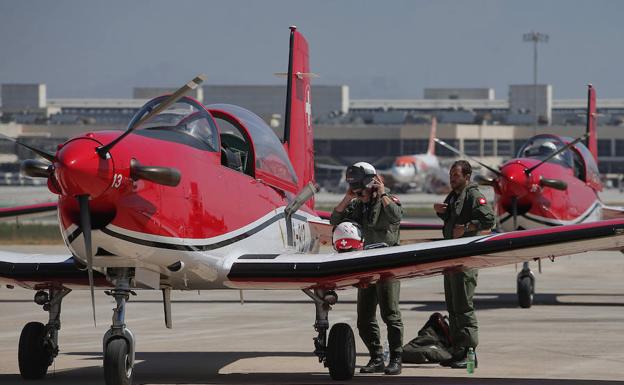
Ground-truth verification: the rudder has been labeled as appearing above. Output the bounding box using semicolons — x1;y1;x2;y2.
283;26;315;207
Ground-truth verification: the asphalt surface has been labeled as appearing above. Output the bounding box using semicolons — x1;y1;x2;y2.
0;245;623;385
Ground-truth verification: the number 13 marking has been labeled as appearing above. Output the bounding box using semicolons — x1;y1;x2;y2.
112;174;123;188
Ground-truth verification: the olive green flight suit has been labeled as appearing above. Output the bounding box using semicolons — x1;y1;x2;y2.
330;189;404;358
437;182;495;351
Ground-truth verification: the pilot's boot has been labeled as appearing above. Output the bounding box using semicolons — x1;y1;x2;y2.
384;354;402;375
449;350;478;369
359;356;385;373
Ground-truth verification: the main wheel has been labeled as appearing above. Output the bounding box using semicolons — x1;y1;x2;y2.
104;339;133;385
18;321;52;379
326;323;355;380
517;275;534;308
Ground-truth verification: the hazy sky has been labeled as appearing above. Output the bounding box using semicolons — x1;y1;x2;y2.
1;0;622;100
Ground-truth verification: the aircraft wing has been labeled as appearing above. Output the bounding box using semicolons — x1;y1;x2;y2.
313;210;442;245
227;218;624;290
0;202;58;221
601;204;624;220
0;251;108;289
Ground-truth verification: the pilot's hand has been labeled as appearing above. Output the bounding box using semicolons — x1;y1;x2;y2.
345;187;357;200
452;224;465;239
433;203;448;214
372;175;385;195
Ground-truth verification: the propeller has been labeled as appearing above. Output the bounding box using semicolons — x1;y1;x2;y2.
96;74;207;158
434;138;502;176
78;195;96;326
539;177;567;191
130;159;181;187
21;159;53;178
8;76;203;328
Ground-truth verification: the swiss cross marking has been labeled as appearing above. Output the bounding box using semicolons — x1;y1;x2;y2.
479;197;487;205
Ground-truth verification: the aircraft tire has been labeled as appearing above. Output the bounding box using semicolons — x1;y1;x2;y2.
326;323;355;380
518;276;534;308
18;321;51;379
104;339;133;385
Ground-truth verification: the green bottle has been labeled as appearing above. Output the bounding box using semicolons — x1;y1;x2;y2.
466;347;475;374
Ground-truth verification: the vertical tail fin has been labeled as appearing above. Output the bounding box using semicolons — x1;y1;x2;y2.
586;84;598;161
283;26;315;206
426;117;437;155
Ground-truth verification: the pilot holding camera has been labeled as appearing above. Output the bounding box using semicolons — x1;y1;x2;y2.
330;162;404;375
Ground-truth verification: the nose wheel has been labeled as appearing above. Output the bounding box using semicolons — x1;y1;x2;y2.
103;269;136;385
517;262;535;308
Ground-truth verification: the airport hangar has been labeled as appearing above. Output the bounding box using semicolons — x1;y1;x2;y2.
2;83;624;186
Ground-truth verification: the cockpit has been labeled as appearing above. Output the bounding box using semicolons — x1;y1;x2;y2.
518;134;586;181
518;136;573;169
131;96;219;152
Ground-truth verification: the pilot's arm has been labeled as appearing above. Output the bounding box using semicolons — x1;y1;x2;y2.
467;192;495;233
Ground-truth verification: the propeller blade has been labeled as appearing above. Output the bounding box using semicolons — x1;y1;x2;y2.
130;159;181;187
474;173;496;186
97;74;207;158
0;133;55;162
511;196;518;231
525;133;589;175
21;159;53;178
540;177;567;191
78;195;96;327
433;138;502;176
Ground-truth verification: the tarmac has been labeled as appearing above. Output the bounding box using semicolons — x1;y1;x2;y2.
0;245;623;385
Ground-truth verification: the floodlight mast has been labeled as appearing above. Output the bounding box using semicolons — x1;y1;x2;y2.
523;31;549;130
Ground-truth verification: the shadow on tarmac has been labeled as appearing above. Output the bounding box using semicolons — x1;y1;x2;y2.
1;351;623;385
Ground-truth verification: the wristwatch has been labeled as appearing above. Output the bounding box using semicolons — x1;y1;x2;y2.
380;193;388;198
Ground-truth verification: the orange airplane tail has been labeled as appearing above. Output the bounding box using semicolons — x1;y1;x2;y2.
282;26;315;207
427;116;437;155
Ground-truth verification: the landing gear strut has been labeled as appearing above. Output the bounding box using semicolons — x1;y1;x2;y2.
517;262;535;308
103;268;136;385
304;288;355;380
18;287;71;379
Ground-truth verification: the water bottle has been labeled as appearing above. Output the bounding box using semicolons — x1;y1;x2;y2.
466;347;475;374
383;340;390;363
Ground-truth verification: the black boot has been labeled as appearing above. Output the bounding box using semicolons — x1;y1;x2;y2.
360;356;385;373
440;346;465;367
384;355;402;375
446;348;478;369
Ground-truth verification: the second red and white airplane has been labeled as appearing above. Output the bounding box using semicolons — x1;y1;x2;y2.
435;84;624;308
1;28;624;385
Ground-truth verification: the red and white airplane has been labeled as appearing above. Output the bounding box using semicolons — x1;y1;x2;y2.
1;28;624;385
435;84;624;308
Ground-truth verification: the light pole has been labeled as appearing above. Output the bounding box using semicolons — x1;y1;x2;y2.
523;31;549;129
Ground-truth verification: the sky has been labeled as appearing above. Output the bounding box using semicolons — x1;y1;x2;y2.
1;0;623;100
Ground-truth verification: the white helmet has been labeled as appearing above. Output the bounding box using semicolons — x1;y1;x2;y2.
333;222;364;252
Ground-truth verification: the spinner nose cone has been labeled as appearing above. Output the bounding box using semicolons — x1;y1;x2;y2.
54;137;114;198
500;162;530;198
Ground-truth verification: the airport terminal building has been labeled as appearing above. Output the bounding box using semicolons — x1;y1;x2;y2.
2;83;624;185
